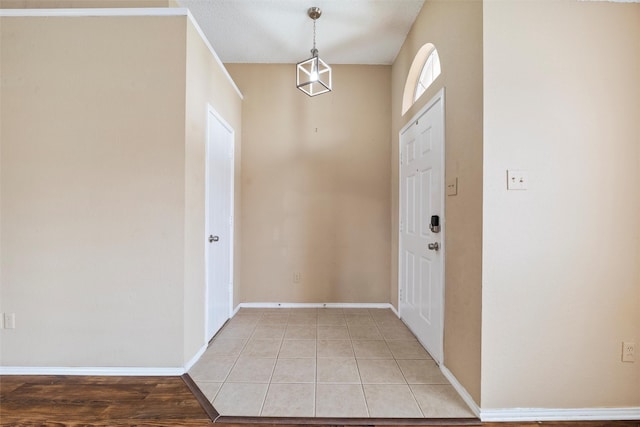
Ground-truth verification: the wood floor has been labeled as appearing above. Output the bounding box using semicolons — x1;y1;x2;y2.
1;375;638;427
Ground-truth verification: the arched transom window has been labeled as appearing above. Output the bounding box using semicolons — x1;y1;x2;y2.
402;43;442;115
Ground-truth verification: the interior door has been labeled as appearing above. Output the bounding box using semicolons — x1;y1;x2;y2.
399;91;444;364
205;106;234;342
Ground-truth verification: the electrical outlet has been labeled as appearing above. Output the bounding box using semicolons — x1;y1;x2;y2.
622;341;635;362
293;272;301;283
4;313;15;329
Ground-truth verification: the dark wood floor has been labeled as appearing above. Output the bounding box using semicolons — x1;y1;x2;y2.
0;375;211;426
1;375;638;427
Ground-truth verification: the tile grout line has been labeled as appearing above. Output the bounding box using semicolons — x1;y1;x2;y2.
351;330;372;418
218;317;257;388
258;311;286;416
210;312;260;412
395;356;427;418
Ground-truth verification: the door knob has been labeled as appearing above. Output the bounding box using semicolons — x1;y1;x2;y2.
209;235;219;243
427;242;439;251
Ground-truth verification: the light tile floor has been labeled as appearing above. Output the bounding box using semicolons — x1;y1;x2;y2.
189;307;475;418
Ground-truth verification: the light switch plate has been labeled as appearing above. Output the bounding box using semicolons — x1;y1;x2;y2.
446;177;458;196
4;313;15;329
507;170;528;190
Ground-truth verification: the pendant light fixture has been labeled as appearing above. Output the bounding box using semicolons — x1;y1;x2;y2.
296;7;332;97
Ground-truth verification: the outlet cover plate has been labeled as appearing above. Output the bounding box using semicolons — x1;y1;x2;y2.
622;341;635;362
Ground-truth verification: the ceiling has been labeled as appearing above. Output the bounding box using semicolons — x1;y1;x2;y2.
177;0;425;65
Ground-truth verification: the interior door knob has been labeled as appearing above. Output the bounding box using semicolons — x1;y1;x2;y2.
209;235;219;243
427;242;439;251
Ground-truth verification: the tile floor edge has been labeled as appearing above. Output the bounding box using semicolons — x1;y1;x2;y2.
182;373;220;421
237;302;398;313
213;415;481;425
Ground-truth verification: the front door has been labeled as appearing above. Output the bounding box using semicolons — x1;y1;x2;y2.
399;90;445;364
205;106;234;342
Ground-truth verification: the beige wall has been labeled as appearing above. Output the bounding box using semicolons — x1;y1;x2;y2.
0;12;241;368
183;21;243;361
226;64;391;304
482;0;640;408
0;15;187;367
391;0;484;404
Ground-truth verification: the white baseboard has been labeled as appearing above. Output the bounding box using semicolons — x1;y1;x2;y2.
184;343;208;373
237;302;395;310
231;304;242;317
480;407;640;422
439;364;481;418
435;366;640;422
0;366;185;376
389;304;400;317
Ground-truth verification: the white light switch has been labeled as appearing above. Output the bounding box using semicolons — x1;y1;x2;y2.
507;170;528;190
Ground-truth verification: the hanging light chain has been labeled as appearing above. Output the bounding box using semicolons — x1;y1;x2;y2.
312;16;318;57
308;7;321;57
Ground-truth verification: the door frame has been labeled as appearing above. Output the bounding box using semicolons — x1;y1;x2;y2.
397;87;446;364
204;104;235;343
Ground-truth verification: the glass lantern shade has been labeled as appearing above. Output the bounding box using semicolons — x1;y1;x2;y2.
296;55;332;97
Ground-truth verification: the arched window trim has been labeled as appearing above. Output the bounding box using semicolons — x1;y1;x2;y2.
401;43;442;115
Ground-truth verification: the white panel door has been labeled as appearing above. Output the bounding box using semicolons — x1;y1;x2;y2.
399;91;444;364
205;106;234;342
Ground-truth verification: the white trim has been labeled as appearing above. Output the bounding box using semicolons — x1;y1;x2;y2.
480;407;640;422
185;10;243;100
388;304;400;318
238;302;396;310
184;343;208;372
439;365;481;418
435;365;640;422
0;8;243;100
0;7;188;17
0;366;184;376
232;304;242;317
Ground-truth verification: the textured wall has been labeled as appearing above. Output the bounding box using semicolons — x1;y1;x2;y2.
0;15;187;367
482;0;640;408
227;64;391;304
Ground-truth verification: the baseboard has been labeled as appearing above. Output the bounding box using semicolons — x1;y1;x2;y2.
0;366;184;376
184;343;208;373
439;365;481;418
232;304;242;317
480;407;640;422
389;304;400;317
237;302;395;310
